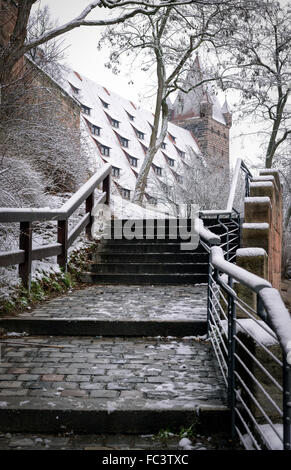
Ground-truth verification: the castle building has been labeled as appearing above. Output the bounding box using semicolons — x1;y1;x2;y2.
63;60;231;209
170;57;232;171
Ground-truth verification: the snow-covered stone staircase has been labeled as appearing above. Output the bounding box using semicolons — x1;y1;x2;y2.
80;219;209;284
0;219;229;439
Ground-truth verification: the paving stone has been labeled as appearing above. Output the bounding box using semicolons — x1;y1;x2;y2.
10;285;207;322
42;375;64;381
90;391;119;398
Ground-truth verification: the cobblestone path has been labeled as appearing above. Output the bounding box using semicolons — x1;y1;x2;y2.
0;284;231;449
14;285;207;321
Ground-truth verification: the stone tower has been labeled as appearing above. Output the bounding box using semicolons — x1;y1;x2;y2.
170;56;232;171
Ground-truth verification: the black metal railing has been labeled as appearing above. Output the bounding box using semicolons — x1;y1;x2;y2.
0;164;111;290
207;246;291;450
195;159;291;450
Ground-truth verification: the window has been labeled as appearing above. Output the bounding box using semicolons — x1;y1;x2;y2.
161;142;167;149
153;164;162;176
112;166;120;177
148;196;157;206
136;130;145;140
129;156;138;167
167;157;175;167
127;112;135;121
100;98;109;108
119;136;129;148
121;188;131;199
91;124;101;136
82;105;91;115
177;149;185;158
111;118;119;128
100;144;110;156
70;84;79;95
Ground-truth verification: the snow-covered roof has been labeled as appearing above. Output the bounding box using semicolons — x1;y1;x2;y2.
63;68;202;205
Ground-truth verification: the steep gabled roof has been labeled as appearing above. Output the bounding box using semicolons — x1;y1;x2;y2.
171;55;229;126
63;68;202;205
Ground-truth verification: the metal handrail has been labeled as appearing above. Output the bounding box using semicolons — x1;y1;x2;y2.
208;244;291;450
0;164;112;289
210;246;291;358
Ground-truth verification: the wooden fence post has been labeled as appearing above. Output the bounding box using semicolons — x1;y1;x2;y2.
57;219;68;271
103;173;110;206
19;221;32;290
86;193;94;240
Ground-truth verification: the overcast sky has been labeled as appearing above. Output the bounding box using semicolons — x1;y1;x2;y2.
37;0;288;170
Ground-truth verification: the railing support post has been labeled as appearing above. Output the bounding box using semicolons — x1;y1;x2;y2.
207;260;213;339
57;219;68;271
103;173;110;206
19;221;32;291
227;276;236;439
283;356;291;450
86;192;94;240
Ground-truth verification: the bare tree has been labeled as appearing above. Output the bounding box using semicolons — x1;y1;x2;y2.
218;0;291;168
148;147;230;214
26;4;68;83
100;1;245;205
0;0;204;87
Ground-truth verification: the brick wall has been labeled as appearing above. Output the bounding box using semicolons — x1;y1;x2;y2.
171;105;231;171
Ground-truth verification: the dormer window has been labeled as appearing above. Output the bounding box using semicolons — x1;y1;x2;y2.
161;142;167;149
148;196;157;206
121;188;131;199
82;105;91;115
136;130;145;140
100;98;109;109
167;157;175;167
127;112;135;121
119;136;129;148
99;144;110;156
70;84;79;95
153;164;162;176
176;174;183;184
111;118;119;128
91;124;101;136
112;166;120;177
177;149;185;158
129;156;138;167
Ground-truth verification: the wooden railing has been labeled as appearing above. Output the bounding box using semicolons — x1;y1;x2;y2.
0;164;111;290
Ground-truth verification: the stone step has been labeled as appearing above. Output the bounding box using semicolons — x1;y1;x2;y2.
97;243;206;253
0;318;207;337
0;285;207;336
79;273;208;284
87;263;208;275
0;336;229;434
100;237;202;245
91;252;209;264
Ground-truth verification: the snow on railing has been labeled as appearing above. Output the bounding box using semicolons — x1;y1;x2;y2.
207;243;291;450
0;164;112;290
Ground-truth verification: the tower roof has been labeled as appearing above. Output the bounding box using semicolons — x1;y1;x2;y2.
171;56;229;126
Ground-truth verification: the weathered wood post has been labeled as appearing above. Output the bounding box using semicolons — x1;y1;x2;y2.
57;219;68;271
19;221;32;290
103;173;110;206
86;193;94;240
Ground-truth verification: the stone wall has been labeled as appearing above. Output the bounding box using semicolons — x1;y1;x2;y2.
241;170;283;290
